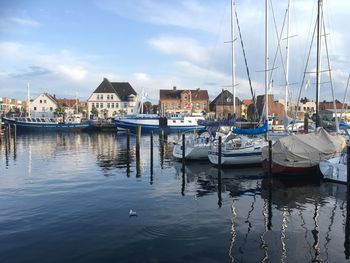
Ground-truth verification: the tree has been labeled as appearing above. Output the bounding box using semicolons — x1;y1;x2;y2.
91;106;98;118
55;104;65;116
143;101;153;114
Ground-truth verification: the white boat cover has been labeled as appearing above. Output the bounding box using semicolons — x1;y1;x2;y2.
262;128;346;168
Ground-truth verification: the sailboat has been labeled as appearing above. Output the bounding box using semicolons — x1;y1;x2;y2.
261;0;346;175
208;0;269;166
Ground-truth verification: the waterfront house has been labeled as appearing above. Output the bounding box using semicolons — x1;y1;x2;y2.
0;97;23;116
209;90;241;119
87;78;137;119
247;94;284;123
159;86;209;116
30;93;57;118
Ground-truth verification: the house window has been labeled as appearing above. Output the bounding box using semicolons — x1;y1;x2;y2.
107;103;110;108
34;107;37;110
184;95;188;101
44;100;47;103
203;104;207;110
124;102;127;108
116;103;119;108
107;95;110;100
196;103;200;110
50;107;53;111
100;103;103;108
100;95;103;100
111;95;114;100
178;104;181;109
92;103;95;108
96;103;99;108
97;95;99;100
111;103;114;108
40;100;42;103
42;107;45;111
131;109;133;113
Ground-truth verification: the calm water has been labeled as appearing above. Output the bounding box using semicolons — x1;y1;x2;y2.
0;132;349;263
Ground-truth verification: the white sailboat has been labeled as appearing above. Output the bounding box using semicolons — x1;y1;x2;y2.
208;0;269;166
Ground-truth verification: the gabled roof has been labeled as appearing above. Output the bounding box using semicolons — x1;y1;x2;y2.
57;98;79;108
210;90;241;106
159;89;209;100
92;78;137;100
33;92;57;105
242;99;253;105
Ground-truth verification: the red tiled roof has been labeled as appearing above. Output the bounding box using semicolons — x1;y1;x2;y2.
159;89;209;100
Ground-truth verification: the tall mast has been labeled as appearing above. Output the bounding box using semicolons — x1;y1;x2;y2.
75;92;78;114
285;0;291;114
27;82;31;118
265;0;269;121
315;0;323;128
231;0;236;115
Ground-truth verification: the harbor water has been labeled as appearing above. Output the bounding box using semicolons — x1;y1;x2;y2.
0;132;349;262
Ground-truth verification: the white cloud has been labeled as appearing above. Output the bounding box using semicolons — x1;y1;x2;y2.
57;65;88;81
148;36;208;63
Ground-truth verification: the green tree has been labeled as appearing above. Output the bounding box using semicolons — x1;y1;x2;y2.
143;101;153;114
91;106;98;118
55;104;65;116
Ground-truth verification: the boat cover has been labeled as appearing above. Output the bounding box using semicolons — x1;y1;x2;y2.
261;127;346;168
231;121;268;135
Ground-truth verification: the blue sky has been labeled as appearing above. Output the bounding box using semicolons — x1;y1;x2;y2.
0;0;349;103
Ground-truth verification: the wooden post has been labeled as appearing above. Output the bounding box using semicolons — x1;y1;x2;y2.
126;129;130;177
217;136;222;207
182;133;186;162
304;113;309;134
136;126;141;154
269;140;272;176
150;131;153;178
347;145;350;190
13;124;16;144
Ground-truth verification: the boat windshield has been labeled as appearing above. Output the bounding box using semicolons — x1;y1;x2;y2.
36;118;41;122
26;118;31;122
41;118;46;122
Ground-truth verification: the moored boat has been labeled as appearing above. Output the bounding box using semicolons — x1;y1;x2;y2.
114;114;205;133
2;116;91;132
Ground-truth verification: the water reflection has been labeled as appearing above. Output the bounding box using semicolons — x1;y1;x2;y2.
0;133;349;262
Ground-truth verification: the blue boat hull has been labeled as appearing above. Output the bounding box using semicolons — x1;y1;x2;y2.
3;118;91;132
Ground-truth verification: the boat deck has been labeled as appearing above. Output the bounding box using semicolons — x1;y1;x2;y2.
323;173;348;184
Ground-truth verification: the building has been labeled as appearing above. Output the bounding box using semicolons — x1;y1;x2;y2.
30;93;57;118
0;97;23;116
247;94;284;122
159;87;209;115
209;90;241;119
241;99;253;119
320;99;347;110
87;78;138;119
56;98;81;116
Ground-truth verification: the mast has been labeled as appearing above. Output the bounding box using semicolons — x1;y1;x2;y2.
315;0;323;128
27;82;31;118
285;0;291;114
231;0;236;115
75;92;78;115
265;0;269;123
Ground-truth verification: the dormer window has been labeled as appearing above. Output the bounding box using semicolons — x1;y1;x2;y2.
111;95;114;100
97;95;99;100
107;95;110;100
101;95;103;100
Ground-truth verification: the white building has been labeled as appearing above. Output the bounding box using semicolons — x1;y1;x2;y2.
87;78;138;119
30;93;57;118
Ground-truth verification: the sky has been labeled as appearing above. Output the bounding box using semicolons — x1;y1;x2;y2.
0;0;349;104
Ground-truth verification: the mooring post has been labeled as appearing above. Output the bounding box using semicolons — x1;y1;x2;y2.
126;129;130;177
136;125;141;154
13;124;16;144
346;145;350;259
150;131;153;177
127;129;130;151
269;140;272;176
218;136;222;177
182;133;185;163
304;113;309;134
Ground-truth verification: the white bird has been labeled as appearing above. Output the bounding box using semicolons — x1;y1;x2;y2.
129;209;137;216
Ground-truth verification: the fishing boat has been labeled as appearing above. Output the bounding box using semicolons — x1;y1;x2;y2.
115;114;205;133
2;116;91;132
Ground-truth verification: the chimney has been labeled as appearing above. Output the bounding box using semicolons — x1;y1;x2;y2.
173;86;176;91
